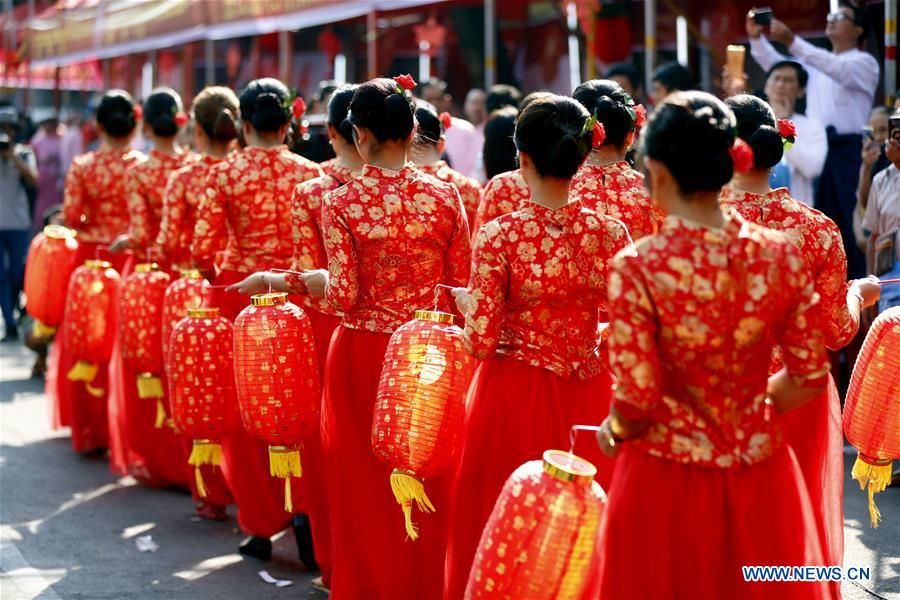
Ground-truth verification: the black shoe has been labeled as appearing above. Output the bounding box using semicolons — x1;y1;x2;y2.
238;536;272;561
2;327;18;342
292;514;318;570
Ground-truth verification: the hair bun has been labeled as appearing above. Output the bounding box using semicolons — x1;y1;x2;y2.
212;108;238;141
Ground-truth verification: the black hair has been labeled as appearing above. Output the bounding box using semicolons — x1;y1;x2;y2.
515;94;592;179
348;78;415;143
642;91;736;194
725;94;784;171
192;86;239;143
327;84;359;145
96;89;138;138
314;80;339;104
519;91;553;115
486;84;523;114
414;100;442;145
483;106;519;179
605;63;641;92
839;1;868;44
652;61;694;93
573;79;635;148
239;78;291;133
143;87;183;137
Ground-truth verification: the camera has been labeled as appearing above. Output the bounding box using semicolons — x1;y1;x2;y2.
0;133;10;152
751;7;773;26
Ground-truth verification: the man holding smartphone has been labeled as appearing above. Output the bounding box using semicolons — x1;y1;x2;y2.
863;111;900;312
746;2;879;278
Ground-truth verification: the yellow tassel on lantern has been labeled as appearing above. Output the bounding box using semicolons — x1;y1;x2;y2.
269;446;302;513
137;373;164;398
32;320;57;339
188;440;223;499
390;469;435;541
851;454;892;528
67;360;98;382
154;400;168;429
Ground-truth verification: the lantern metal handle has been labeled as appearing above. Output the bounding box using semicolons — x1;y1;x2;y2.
569;424;602;455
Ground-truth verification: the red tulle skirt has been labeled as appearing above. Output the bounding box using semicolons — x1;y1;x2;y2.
443;357;614;599
781;374;844;569
322;325;450;599
595;446;828;599
47;243;127;454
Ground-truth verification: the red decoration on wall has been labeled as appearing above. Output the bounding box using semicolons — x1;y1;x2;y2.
317;29;342;62
842;307;900;528
64;260;121;396
24;225;79;337
120;263;172;427
233;292;320;512
161;270;206;369
372;310;476;540
466;450;607;598
168;307;240;497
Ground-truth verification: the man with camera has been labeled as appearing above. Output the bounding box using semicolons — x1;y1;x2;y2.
0;106;38;342
746;3;879;278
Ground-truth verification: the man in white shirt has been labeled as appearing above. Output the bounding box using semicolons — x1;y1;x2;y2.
420;78;482;180
763;60;827;207
747;2;879;277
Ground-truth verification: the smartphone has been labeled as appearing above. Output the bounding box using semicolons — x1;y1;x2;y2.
889;117;900;143
752;7;773;26
862;127;874;142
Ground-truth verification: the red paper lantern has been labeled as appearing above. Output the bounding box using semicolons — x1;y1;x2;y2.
162;269;206;367
64;260;120;396
24;224;79;337
233;292;320;512
120;263;172;427
843;306;900;527
466;450;606;599
169;307;240;497
372;310;476;539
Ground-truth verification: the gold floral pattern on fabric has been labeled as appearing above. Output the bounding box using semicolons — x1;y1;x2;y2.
128;149;195;250
570;160;664;241
719;186;856;358
321;164;471;333
472;169;531;234
157;156;224;270
464;202;631;379
416;161;482;229
63;146;147;243
284;163;358;316
192;146;323;273
606;213;829;468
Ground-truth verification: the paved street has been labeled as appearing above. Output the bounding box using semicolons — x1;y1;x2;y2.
0;340;898;599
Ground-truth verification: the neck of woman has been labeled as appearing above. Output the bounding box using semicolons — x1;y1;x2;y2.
205;143;231;160
154;137;181;156
530;176;573;210
585;145;626;167
368;143;408;172
666;190;726;229
336;147;365;171
730;170;772;195
410;143;442;168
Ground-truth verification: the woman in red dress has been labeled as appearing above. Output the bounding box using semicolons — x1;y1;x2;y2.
57;90;145;454
719;94;881;571
443;94;630;598
296;77;471;598
594;92;831;599
157;86;241;520
107;88;193;489
227;84;362;587
570;79;663;241
410;101;482;227
191;78;323;562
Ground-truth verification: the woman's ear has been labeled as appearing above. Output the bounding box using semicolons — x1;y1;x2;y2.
437;137;446;156
518;151;531;171
242;120;253;141
624;130;635;151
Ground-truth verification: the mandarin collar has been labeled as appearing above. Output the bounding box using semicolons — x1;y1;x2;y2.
525;200;582;228
583;159;630;174
361;163;414;180
243;145;288;158
661;211;743;244
149;148;185;165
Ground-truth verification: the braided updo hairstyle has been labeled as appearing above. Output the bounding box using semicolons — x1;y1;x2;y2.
642;91;737;194
514;94;593;179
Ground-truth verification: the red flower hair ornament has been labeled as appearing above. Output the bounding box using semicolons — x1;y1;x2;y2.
633;104;647;127
174;112;189;127
133;105;143;121
730;138;755;173
393;74;417;93
439;112;453;130
581;113;606;149
292;97;307;120
777;118;797;150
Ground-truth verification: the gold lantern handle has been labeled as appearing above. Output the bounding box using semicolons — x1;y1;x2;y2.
43;224;76;239
251;292;288;306
187;307;220;318
414;310;455;324
134;262;160;273
542;449;597;486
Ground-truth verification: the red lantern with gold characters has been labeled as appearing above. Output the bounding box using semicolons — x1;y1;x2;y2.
842;306;900;528
466;450;607;599
233;292;319;512
162;269;206;367
24;224;79;337
168;307;240;497
372;310;476;540
119;263;172;427
64;260;120;396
